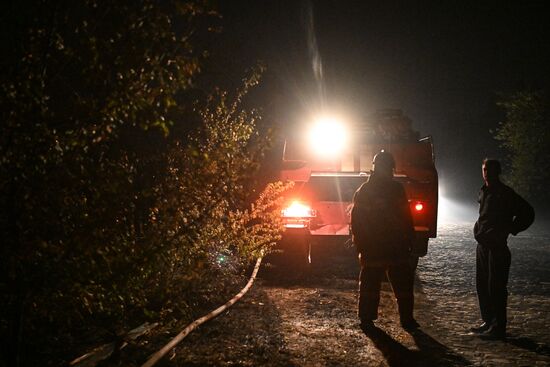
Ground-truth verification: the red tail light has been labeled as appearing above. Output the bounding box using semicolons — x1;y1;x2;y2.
281;201;316;229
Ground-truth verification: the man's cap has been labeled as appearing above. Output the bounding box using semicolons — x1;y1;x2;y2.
373;150;395;169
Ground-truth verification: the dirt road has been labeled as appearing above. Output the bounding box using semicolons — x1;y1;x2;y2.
170;246;470;366
168;227;550;366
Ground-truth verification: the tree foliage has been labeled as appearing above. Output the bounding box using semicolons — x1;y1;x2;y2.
0;1;288;365
495;91;550;205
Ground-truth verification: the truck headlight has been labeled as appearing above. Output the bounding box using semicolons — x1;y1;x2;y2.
282;201;316;218
281;201;316;229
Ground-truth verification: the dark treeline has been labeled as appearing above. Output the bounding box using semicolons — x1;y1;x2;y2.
0;1;288;365
495;90;550;214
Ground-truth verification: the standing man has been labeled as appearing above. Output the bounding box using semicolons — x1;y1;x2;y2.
471;158;534;339
351;151;418;331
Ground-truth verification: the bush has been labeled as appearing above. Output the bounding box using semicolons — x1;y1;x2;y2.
0;2;288;365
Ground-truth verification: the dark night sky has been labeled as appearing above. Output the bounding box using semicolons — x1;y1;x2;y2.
209;1;550;204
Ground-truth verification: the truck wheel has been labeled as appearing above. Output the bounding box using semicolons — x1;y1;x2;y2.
409;256;419;272
409;236;427;273
285;235;310;272
264;232;310;277
412;236;429;257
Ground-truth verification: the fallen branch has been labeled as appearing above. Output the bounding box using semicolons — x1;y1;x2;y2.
69;322;158;367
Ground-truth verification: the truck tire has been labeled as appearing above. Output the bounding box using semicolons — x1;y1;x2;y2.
410;236;427;272
264;232;310;277
412;236;429;258
409;255;419;272
283;234;310;271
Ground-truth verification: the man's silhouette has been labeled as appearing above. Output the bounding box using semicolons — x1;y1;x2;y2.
351;151;418;331
471;158;534;339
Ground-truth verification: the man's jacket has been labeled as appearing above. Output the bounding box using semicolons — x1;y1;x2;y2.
351;173;414;262
474;181;535;247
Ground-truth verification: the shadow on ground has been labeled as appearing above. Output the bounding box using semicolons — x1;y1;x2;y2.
505;335;550;358
363;326;473;367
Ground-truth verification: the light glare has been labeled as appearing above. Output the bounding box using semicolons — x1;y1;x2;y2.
282;201;315;218
438;195;477;225
309;117;347;157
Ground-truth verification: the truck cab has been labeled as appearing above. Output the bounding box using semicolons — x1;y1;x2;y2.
277;110;438;269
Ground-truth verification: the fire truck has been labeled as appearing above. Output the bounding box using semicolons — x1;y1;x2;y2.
275;109;438;270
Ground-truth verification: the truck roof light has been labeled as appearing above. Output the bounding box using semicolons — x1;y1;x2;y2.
309;117;347;157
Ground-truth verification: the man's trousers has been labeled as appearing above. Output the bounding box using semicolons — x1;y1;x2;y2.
358;260;414;322
476;244;511;330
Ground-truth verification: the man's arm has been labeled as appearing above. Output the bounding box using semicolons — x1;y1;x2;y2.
510;191;535;235
351;187;367;253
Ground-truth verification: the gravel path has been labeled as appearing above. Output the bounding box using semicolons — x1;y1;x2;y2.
415;222;550;367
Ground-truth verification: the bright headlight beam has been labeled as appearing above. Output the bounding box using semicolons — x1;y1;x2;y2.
309;117;347;157
282;201;315;218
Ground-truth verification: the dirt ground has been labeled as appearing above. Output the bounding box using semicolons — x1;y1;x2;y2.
99;228;550;366
149;245;471;367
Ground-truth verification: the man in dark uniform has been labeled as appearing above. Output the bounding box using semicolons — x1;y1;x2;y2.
471;158;534;339
351;151;418;331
